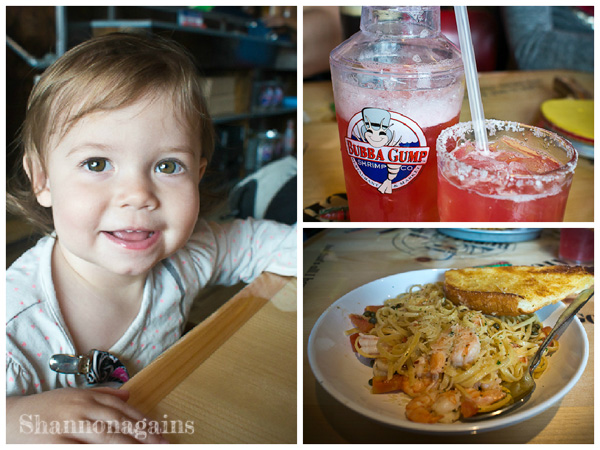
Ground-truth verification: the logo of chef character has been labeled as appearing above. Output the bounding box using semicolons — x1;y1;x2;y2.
346;107;429;194
357;108;402;194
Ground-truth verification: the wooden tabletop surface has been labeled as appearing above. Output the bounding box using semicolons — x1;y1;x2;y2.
302;70;594;222
303;228;593;443
121;272;298;444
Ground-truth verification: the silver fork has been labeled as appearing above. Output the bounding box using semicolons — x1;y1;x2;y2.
463;287;594;421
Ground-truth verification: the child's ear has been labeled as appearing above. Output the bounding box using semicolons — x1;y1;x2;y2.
198;157;208;182
23;154;52;207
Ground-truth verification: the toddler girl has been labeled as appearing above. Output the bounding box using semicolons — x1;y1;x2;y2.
6;32;296;443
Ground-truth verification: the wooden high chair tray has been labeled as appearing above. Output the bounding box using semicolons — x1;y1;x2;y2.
121;272;297;444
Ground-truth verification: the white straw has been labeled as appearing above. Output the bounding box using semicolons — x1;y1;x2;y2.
455;6;488;152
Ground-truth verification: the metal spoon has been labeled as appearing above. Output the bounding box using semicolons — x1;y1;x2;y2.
464;287;594;421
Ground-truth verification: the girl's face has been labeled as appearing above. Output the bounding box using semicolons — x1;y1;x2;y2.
34;94;207;280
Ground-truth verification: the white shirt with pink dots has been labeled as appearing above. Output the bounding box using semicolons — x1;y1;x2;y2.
6;218;297;396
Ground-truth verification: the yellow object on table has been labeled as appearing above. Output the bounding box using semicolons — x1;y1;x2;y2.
541;98;593;140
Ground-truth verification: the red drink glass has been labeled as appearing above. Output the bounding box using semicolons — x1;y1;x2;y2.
330;6;464;221
559;228;594;264
437;120;578;222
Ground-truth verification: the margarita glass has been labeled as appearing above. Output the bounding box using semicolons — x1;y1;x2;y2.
437;119;578;221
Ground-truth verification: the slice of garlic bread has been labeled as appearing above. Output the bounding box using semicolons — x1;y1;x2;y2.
444;265;594;316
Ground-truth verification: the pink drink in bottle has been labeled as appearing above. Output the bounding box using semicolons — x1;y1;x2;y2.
330;6;464;221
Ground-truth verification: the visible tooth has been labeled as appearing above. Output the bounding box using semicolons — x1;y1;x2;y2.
118;230;154;235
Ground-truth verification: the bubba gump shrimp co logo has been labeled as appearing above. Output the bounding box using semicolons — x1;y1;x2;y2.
345;107;429;194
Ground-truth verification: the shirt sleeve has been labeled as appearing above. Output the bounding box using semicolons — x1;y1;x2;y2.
6;355;36;397
186;218;297;287
502;6;594;72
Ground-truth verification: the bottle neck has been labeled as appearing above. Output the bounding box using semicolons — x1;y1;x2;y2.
360;6;441;38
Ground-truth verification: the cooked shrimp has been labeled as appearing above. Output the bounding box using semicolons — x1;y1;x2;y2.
373;359;389;377
460;387;507;418
405;392;441;423
429;351;446;375
405;390;461;424
450;327;480;367
474;373;502;390
463;387;506;407
413;356;431;378
357;334;379;356
432;390;462;423
400;375;437;397
431;324;481;369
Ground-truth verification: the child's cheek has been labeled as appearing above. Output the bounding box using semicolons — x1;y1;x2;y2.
52;184;103;232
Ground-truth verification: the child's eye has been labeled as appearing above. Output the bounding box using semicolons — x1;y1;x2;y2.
83;158;112;172
156;160;184;174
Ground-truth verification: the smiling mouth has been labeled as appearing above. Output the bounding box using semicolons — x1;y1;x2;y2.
103;229;160;250
109;230;155;241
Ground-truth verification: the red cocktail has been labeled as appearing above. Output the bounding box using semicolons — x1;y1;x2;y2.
437;120;578;221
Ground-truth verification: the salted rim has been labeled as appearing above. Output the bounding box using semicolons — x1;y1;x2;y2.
436;119;578;186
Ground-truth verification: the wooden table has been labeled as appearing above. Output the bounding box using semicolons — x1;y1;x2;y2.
121;273;297;444
303;228;594;443
303;70;594;222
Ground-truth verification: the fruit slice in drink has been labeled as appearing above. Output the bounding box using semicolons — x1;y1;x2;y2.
437;120;578;222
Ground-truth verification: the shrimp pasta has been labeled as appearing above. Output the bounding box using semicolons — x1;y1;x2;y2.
346;282;558;424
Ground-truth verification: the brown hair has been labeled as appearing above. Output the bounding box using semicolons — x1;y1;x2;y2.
8;32;215;234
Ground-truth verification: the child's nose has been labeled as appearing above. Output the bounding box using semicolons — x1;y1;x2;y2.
115;173;159;210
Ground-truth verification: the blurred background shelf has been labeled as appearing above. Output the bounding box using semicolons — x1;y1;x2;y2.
212;106;297;124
